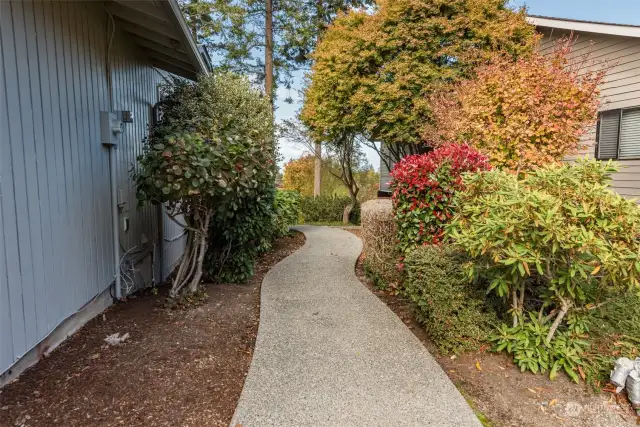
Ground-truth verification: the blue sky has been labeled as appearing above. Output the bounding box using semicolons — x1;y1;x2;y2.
275;0;640;170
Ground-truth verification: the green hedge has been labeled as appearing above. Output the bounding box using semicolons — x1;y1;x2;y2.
403;245;499;354
274;190;300;237
299;195;360;224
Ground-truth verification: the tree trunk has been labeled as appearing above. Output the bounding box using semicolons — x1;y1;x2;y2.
187;211;211;294
264;0;274;107
546;299;570;344
314;142;321;197
342;185;358;225
512;288;519;327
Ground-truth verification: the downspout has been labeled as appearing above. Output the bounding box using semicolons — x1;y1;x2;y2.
104;5;121;300
109;147;121;300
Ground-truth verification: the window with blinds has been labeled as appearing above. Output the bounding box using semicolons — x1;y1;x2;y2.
597;107;640;160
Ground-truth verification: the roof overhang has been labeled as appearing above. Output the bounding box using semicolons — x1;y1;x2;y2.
527;15;640;39
105;0;210;80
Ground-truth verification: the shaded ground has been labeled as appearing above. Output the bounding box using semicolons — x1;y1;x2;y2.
0;232;305;427
345;227;637;427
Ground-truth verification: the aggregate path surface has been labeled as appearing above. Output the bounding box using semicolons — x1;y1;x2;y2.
231;226;481;427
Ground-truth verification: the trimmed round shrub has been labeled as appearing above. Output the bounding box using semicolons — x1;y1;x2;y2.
361;199;399;288
390;143;490;253
403;244;499;354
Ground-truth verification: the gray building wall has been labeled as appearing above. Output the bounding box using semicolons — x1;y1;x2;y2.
0;0;186;376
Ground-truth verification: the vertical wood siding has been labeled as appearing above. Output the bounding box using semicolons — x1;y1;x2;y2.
0;0;185;374
540;30;640;200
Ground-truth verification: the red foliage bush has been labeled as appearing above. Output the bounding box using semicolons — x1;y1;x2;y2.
390;143;490;251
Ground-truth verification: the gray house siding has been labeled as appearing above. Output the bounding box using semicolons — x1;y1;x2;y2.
0;1;186;376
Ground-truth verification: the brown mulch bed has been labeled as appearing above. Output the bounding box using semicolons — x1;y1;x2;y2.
0;232;305;427
344;228;637;427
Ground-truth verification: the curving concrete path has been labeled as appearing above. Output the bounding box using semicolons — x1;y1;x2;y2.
230;226;481;426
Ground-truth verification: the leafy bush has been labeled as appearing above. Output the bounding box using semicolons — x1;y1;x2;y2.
299;195;359;224
274;190;300;237
428;38;607;171
403;245;499;354
491;313;589;382
206;188;277;283
137;72;277;289
390;143;490;253
361;199;400;289
490;294;640;385
448;159;640;348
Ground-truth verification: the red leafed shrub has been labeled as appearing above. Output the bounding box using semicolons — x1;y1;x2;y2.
390;143;490;252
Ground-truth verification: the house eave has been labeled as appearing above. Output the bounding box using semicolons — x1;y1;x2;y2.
527;15;640;39
105;0;209;80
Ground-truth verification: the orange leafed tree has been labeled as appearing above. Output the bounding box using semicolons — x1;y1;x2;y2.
282;155;316;196
427;38;608;171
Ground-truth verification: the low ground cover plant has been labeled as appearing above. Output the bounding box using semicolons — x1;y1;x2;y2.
390;143;490;252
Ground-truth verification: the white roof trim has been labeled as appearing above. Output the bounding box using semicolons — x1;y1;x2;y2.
162;0;209;75
527;16;640;39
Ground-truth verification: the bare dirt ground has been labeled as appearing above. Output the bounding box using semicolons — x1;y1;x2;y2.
0;232;305;427
345;227;638;427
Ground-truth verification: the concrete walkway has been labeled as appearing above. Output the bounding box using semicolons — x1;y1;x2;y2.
230;226;481;427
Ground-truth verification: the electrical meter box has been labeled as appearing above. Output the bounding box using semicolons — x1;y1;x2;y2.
100;111;123;146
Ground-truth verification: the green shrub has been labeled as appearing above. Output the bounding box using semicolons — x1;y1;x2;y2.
206;188;277;283
135;72;275;295
299;195;359;224
449;159;640;345
274;190;300;237
403;245;499;354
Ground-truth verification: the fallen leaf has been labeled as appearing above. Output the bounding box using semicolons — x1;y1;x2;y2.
527;388;538;394
450;355;457;360
578;365;586;381
549;399;558;407
475;361;482;371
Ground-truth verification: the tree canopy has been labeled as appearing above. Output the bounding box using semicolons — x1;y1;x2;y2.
301;0;536;154
180;0;374;93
